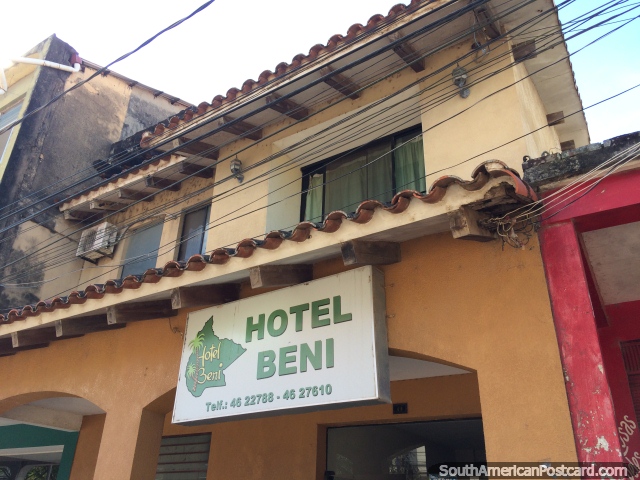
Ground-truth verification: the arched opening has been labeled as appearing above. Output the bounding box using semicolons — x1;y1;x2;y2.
0;393;105;480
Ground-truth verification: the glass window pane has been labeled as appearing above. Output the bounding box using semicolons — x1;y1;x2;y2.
303;174;324;222
178;206;209;261
121;221;163;278
327;419;486;480
325;151;367;214
366;140;393;203
394;132;426;192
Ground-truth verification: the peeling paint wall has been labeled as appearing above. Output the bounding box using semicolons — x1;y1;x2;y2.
0;35;185;308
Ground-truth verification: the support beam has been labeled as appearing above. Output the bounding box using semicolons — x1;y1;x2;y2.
560;140;576;151
145;175;181;192
319;66;361;100
63;209;95;221
0;338;49;356
512;40;537;62
11;327;58;348
218;115;262;141
249;264;313;289
55;314;124;337
265;93;309;120
107;300;177;325
176;138;219;160
341;240;401;266
388;33;425;72
89;200;128;211
178;162;214;179
118;189;154;203
171;284;239;309
448;206;494;242
546;111;565;126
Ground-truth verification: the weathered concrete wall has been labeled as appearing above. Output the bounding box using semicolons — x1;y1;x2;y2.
0;232;577;479
0;35;185;307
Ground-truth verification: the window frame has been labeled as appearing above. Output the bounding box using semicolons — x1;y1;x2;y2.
176;203;211;262
119;219;165;279
300;125;424;222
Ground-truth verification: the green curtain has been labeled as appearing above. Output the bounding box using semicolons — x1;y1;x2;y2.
367;141;393;203
304;173;324;221
325;152;367;214
394;134;426;192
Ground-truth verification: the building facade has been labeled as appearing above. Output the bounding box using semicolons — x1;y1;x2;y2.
0;1;594;478
526;132;640;466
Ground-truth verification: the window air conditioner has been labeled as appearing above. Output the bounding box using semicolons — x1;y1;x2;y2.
76;222;118;261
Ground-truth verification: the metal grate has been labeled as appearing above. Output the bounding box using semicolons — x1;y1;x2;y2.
155;433;211;480
622;341;640;374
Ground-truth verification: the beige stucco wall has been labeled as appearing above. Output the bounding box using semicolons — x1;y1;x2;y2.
0;232;576;479
42;35;562;299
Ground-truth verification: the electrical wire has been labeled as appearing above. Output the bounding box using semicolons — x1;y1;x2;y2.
0;0;624;288
1;0;636;300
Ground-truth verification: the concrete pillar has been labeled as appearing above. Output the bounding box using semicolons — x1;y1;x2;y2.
92;408;164;480
69;414;105;480
539;221;622;461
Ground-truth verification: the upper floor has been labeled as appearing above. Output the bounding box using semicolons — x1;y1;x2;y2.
1;0;589;315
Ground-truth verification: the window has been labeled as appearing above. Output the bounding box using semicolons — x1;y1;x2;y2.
177;205;210;261
301;127;425;222
155;434;210;480
120;221;164;278
326;419;486;480
0;100;24;164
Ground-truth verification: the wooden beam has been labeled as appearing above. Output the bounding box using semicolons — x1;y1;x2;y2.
145;175;181;192
512;40;537;62
319;66;361;100
177;138;219;160
118;189;154;203
249;264;313;289
218;116;262;141
561;140;576;151
546;111;565;126
265;93;309;121
171;284;240;309
63;209;95;221
0;338;51;357
389;33;425;72
448;206;494;242
55;314;125;337
89;200;128;211
341;240;401;266
107;300;177;325
11;327;58;348
178;162;214;179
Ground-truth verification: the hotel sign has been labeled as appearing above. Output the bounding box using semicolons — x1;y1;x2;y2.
172;266;390;424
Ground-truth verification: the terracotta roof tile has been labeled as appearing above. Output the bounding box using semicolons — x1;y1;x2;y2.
1;161;535;326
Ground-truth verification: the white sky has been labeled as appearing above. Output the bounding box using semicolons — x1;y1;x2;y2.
1;0;639;144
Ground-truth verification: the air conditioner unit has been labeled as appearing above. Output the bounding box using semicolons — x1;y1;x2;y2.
76;222;118;262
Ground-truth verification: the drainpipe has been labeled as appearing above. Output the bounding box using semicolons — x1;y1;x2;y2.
0;53;82;95
10;56;82;74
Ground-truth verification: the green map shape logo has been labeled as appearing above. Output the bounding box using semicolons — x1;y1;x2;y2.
185;317;246;397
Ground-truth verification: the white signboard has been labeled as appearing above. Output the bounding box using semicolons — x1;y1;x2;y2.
172;266;390;424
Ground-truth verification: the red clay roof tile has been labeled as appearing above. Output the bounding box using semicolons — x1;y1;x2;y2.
1;161;536;326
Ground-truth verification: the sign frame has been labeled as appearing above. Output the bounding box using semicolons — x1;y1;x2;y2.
172;266;390;425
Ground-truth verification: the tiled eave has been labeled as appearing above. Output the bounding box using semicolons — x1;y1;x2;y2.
60;154;185;213
1;160;535;333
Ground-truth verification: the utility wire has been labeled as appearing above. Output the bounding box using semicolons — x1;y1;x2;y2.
0;0;620;284
0;0;218;138
1;0;632;292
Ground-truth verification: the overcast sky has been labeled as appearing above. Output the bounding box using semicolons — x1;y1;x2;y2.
1;0;638;144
